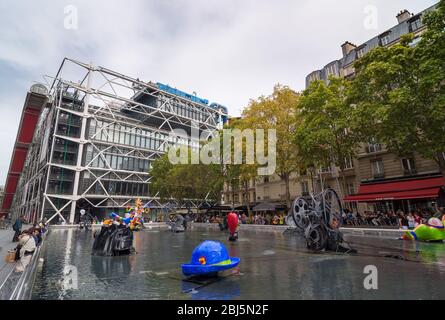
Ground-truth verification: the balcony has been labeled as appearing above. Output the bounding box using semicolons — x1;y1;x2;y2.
404;169;417;176
366;144;382;153
373;172;385;179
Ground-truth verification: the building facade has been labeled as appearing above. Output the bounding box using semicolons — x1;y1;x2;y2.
222;3;445;215
306;4;445;213
2;58;228;224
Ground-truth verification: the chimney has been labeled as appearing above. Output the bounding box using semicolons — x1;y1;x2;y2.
341;41;357;57
396;9;411;24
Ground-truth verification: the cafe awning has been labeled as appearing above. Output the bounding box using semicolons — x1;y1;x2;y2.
252;202;285;212
344;176;445;202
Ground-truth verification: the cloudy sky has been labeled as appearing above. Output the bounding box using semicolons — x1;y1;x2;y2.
0;0;438;184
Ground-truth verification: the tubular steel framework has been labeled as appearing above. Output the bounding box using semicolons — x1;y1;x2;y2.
10;58;228;224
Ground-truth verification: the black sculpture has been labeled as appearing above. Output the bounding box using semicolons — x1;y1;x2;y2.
92;224;135;256
285;188;355;253
167;214;186;233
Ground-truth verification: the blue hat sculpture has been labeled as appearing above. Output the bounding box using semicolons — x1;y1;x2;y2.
182;241;240;277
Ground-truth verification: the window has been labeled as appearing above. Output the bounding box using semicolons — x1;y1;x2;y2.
357;47;366;59
309;72;320;84
119;130;125;145
367;140;382;153
380;34;391;46
346;183;355;195
409;36;422;47
105;154;112;168
88;119;96;138
410;18;422;32
320;166;331;173
371;160;385;179
402;158;416;175
342;157;354;170
135;134;141;148
111;155;117;169
326;64;338;77
117;156;123;170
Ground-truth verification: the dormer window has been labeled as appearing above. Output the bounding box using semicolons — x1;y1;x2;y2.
409;17;423;32
326;63;338;77
357;46;366;59
380;34;391;46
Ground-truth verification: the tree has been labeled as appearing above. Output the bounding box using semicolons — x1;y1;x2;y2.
296;77;361;199
149;149;224;209
242;85;302;210
350;0;445;175
218;119;258;215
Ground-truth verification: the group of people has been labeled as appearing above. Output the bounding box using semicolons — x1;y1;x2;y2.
10;215;47;272
342;208;444;229
195;212;287;226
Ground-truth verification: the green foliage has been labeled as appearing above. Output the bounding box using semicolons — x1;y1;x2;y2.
149;150;224;205
297;77;360;170
241;84;302;209
350;0;445;169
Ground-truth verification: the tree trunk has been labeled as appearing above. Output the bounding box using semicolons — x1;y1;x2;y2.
231;181;235;209
438;153;445;180
244;181;252;217
309;171;315;194
284;173;291;211
338;168;348;209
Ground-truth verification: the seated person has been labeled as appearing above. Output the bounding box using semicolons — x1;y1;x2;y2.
14;232;37;272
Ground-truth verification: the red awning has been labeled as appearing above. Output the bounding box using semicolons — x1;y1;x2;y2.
344;176;445;202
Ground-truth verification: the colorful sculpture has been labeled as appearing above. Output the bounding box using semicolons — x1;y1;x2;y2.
92;199;145;256
227;212;239;241
109;199;144;231
403;216;445;242
182;241;240;277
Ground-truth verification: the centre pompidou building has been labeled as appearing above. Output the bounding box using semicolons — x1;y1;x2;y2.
4;58;228;224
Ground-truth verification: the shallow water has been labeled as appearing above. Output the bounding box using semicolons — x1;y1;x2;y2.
31;226;445;300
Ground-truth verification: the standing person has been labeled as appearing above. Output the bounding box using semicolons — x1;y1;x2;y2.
12;215;24;242
407;212;415;230
413;212;422;227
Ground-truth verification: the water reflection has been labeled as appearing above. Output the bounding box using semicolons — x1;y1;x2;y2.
91;256;132;283
182;279;240;300
31;227;445;300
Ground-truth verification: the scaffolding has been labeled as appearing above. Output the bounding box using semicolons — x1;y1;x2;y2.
10;58;228;224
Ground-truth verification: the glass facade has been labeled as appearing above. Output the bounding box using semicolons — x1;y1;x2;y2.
87;118;199;152
79;171;149;197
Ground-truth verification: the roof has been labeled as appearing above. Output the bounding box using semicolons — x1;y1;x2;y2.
305;3;439;88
